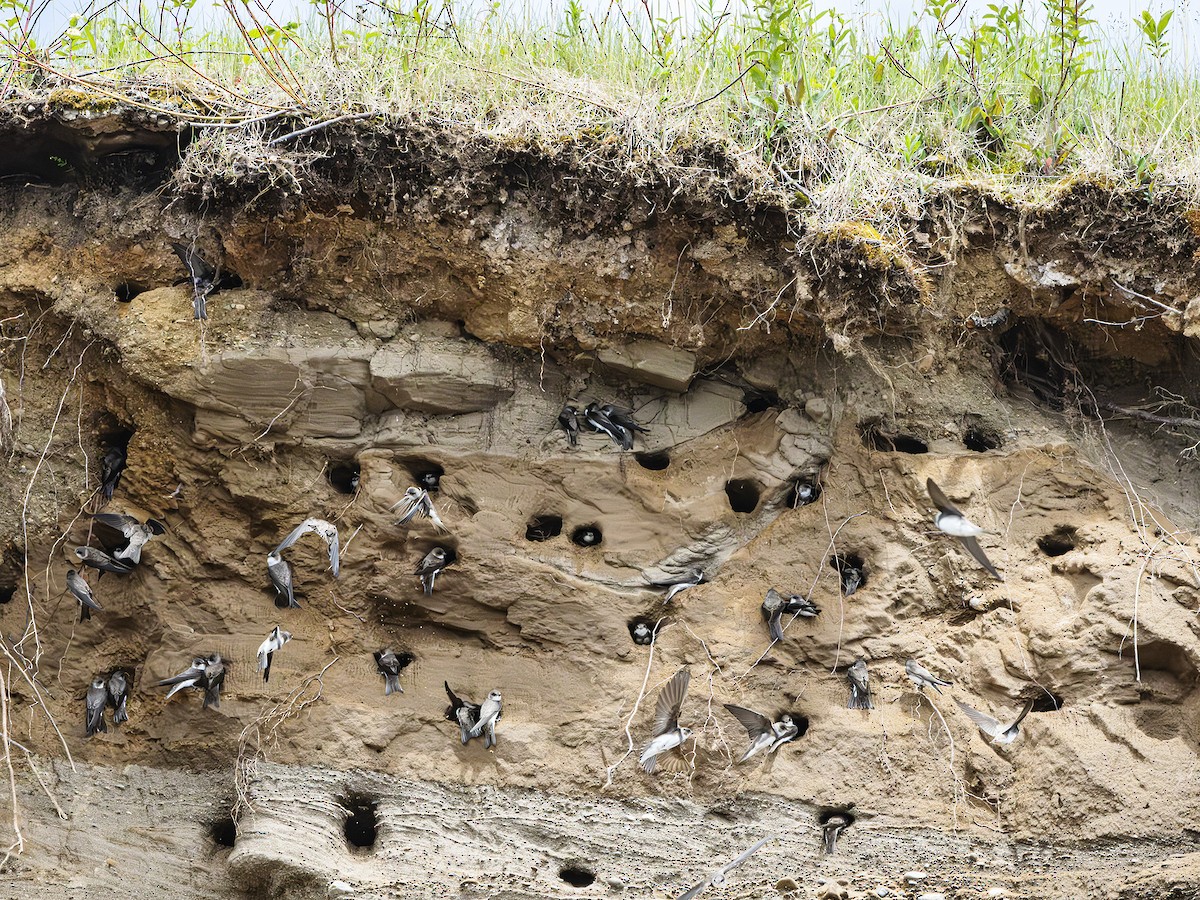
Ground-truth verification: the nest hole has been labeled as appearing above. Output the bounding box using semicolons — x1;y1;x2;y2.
404;459;445;492
327;461;360;495
818;806;857;827
1037;526;1077;557
781;711;811;738
1028;690;1065;713
627;617;660;646
559;866;596;888
831;553;866;594
525;515;563;542
743;389;781;414
963;425;1002;452
786;478;821;508
339;794;379;851
0;580;15;604
571;525;602;548
634;450;670;471
209;814;237;849
859;420;928;454
725;479;761;513
114;281;147;303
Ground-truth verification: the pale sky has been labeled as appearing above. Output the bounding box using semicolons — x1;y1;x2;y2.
31;0;1200;49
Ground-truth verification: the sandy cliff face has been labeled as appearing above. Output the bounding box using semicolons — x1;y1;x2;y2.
2;106;1200;900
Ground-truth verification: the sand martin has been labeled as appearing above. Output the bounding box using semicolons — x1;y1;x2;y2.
157;657;208;700
257;626;291;683
267;548;298;608
657;568;705;603
723;705;799;763
905;659;953;694
91;512;166;565
444;682;481;744
85;677;108;737
374;648;414;696
557;405;581;447
761;588;819;642
74;546;135;578
66;568;101;620
107;670;129;725
927;478;1002;580
846;658;873;710
274;518;340;578
821;810;854;854
199;654;226;709
392;486;448;532
469;690;503;749
640;668;692;774
676;836;775;900
170;241;217;320
100;444;126;501
956;696;1034;745
415;547;448;595
583;402;633;450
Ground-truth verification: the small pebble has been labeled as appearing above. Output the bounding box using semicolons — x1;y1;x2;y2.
905;871;929;884
917;893;945;900
875;888;890;898
987;890;1007;898
775;877;800;892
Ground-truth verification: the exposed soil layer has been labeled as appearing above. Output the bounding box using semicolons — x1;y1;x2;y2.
3;107;1200;899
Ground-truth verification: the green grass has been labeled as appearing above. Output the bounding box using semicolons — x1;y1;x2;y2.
5;1;1200;228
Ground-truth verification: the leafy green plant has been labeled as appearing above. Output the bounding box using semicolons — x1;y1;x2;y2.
1136;8;1172;60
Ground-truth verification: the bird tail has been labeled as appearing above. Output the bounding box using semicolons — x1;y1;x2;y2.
384;674;402;696
203;683;221;709
823;829;837;855
113;699;128;725
194;292;207;320
848;690;873;710
80;604;91;622
459;722;472;744
484;723;495;750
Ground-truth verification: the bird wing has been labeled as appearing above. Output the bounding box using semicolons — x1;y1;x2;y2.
720;836;774;876
170;242;215;281
959;536;1003;580
652;668;690;736
767;610;785;642
1009;695;1036;729
955;700;1004;737
926;478;963;517
273;519;315;555
91;512;140;538
723;704;773;741
676;875;712;900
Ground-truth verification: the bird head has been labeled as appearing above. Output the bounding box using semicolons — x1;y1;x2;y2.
679;726;694;740
280;630;292;642
74;548;87;560
487;690;502;702
432;548;447;561
91;677;106;689
780;714;794;726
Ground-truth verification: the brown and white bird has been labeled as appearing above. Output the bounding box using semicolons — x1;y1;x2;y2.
90;512;166;565
846;658;873;710
640;668;692;774
723;705;799;763
274;518;340;578
257;626;291;683
905;658;953;694
392;487;448;532
415;547;449;595
66;569;101;621
927;478;1002;580
956;696;1035;745
85;677;108;737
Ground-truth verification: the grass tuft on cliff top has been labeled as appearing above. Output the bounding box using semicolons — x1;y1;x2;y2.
4;1;1200;230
